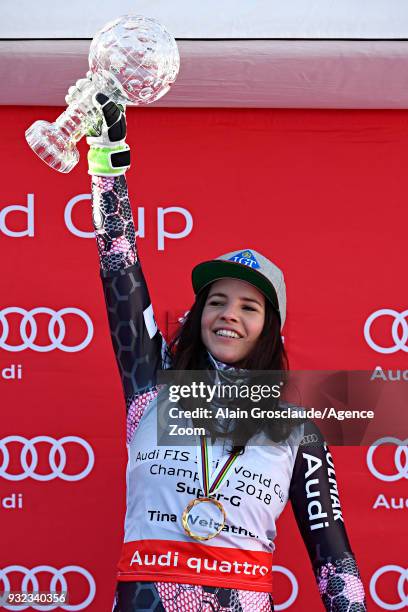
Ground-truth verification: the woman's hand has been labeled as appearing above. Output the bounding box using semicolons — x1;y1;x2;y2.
86;92;130;176
65;76;131;177
87;92;127;146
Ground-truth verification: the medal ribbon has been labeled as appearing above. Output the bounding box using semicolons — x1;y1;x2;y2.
197;436;239;496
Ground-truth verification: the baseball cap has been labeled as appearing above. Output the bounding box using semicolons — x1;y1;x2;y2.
192;249;287;329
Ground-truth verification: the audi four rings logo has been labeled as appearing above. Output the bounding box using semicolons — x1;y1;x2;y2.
370;565;408;610
273;566;298;610
364;309;408;354
0;436;94;481
0;565;95;610
300;434;319;446
0;307;93;352
367;437;408;482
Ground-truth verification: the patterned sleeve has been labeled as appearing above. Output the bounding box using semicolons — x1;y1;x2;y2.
91;174;168;440
289;421;367;611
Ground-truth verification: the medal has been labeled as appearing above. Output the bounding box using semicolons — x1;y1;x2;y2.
182;497;226;541
182;437;239;541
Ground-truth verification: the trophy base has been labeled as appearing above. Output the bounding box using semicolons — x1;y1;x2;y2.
25;120;79;173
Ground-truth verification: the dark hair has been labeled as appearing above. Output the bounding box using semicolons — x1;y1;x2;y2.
166;283;300;453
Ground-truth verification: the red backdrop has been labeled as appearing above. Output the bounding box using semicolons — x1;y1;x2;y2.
0;106;407;611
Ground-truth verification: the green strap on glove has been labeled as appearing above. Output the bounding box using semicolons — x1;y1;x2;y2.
88;144;130;176
86;92;131;176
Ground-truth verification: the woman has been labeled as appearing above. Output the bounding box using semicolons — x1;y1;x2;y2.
86;93;367;611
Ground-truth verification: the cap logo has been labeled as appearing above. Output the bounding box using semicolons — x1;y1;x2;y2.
228;250;260;270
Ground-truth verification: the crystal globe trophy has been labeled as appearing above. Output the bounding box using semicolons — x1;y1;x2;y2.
25;15;180;173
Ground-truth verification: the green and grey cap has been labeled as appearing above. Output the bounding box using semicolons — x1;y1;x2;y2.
192;249;287;329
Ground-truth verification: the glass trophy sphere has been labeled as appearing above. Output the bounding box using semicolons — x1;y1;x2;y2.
89;15;180;105
25;15;180;173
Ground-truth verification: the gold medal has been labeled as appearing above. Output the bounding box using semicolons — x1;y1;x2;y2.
182;497;226;541
181;437;239;541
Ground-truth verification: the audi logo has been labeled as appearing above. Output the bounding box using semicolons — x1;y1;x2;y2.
300;434;319;446
273;565;298;610
0;565;95;610
367;437;408;482
364;309;408;354
0;307;93;352
370;565;408;610
0;436;94;481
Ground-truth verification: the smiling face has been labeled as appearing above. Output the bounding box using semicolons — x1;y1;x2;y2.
201;278;266;365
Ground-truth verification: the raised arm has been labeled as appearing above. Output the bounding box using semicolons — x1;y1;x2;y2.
289;421;367;611
87;94;167;435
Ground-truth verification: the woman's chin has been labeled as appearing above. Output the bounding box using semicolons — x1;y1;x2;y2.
210;347;242;365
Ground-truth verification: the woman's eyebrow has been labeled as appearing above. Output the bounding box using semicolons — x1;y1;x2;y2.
208;292;227;298
241;297;263;306
208;292;263;306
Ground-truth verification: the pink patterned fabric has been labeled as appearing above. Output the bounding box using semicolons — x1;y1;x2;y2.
155;584;204;611
126;388;159;444
92;175;137;272
317;558;366;610
238;589;273;611
155;582;273;611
